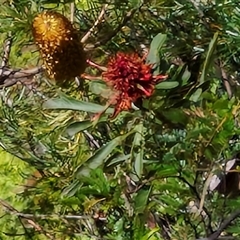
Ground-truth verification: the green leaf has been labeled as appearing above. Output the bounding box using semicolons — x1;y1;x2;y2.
106;154;131;167
162;108;188;125
134;187;152;214
133;215;146;239
113;217;124;233
62;180;83;197
189;88;202;102
160;195;183;208
75;130;135;178
89;80;113;99
43;93;113;114
213;98;229;110
132;122;144;178
129;0;143;8
157;166;178;177
199;32;218;83
64;116;108;137
64;120;93;137
155;81;179;89
146;33;167;70
141;228;160;240
181;68;191;85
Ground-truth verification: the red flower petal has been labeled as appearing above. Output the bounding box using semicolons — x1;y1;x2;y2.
102;52;167;117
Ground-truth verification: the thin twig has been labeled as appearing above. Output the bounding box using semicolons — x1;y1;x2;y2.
86;59;107;71
0;66;43;88
197;209;240;240
82;75;103;81
1;35;12;69
8;212;92;220
70;2;75;23
0;35;12;83
1;66;43;79
178;175;213;234
218;60;232;98
151;212;171;240
187;0;204;18
0;199;55;240
81;4;108;43
84;130;100;149
0;198;93;220
92;5;141;48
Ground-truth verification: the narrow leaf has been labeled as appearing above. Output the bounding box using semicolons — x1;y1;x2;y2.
147;33;167;64
135;187;152;214
65;116;108;137
162;108;188;125
62;180;82;197
75;131;135;178
190;88;202;102
106;154;131;167
200;32;218;83
43;93;113;114
132;122;144;178
65;120;93;137
156;81;179;89
141;228;160;240
181;68;191;85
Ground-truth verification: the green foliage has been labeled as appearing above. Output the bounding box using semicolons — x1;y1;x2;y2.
1;0;240;239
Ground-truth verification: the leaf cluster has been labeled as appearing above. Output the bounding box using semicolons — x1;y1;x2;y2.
1;0;240;240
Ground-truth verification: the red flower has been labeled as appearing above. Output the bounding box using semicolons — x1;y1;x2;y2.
102;52;167;118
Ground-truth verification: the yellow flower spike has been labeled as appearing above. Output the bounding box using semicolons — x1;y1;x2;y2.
32;11;86;83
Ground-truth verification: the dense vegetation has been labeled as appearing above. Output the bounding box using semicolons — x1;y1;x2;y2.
1;0;240;239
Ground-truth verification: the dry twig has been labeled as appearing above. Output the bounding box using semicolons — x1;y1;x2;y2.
0;36;43;88
70;2;75;23
0;199;55;240
81;4;108;44
197;209;240;240
218;60;232;98
92;5;142;49
0;36;12;69
0;66;43;88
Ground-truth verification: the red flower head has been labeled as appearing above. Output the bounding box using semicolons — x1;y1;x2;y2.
102;52;167;118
